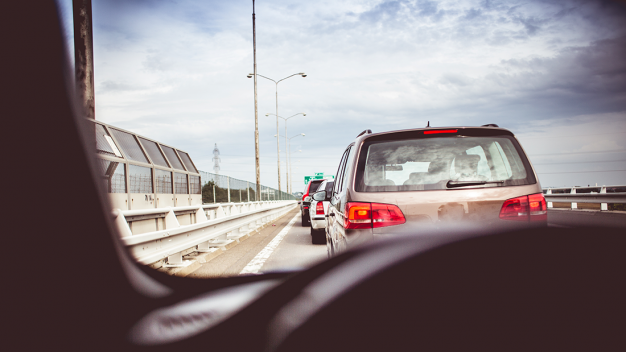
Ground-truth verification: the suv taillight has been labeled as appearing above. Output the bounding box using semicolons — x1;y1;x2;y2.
499;193;547;222
371;203;406;228
344;202;406;229
316;201;324;215
528;193;548;221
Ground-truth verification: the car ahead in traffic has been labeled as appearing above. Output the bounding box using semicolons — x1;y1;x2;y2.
325;125;547;256
301;179;326;226
308;180;334;245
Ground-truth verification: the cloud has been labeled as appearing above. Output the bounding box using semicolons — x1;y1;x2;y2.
62;0;626;189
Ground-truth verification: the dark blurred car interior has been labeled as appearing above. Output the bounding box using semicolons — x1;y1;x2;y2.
6;2;626;351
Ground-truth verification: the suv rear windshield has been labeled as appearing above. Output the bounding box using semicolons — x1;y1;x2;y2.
307;180;325;195
355;134;535;192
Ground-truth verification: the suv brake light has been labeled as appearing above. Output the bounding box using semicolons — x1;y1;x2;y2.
499;193;547;222
316;201;324;215
424;129;458;134
528;193;548;221
344;202;371;229
371;203;406;228
344;202;406;229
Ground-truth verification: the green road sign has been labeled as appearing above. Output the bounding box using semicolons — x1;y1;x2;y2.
304;174;335;184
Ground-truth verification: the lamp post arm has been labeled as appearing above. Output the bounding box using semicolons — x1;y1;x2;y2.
284;113;304;121
266;113;304;121
277;73;302;84
255;74;277;83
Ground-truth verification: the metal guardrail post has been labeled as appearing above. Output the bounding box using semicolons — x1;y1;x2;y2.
546;189;552;208
571;187;577;210
601;186;608;211
163;208;190;267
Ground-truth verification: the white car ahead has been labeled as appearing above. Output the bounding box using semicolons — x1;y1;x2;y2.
308;180;334;244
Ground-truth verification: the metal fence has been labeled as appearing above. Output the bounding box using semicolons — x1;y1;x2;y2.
543;185;626;211
199;171;296;203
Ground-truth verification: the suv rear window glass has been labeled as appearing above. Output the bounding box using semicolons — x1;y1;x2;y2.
309;180;324;193
355;135;535;192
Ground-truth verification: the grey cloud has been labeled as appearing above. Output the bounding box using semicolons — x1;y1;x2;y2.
142;53;175;72
99;80;146;93
496;35;626;98
439;73;472;87
463;7;483;20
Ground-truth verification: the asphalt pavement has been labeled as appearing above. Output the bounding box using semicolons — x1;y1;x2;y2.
187;208;327;278
548;209;626;228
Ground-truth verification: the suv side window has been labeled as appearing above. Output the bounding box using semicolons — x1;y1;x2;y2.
333;148;350;195
338;146;353;192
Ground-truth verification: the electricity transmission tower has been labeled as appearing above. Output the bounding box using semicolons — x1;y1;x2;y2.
212;143;221;174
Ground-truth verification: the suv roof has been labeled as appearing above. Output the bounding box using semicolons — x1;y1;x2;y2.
353;126;515;145
355;124;506;139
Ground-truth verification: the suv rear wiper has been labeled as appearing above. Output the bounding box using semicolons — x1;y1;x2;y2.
446;180;505;188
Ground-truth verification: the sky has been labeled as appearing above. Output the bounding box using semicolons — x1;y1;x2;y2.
58;0;626;190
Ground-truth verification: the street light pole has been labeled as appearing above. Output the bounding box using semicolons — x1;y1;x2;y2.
249;72;306;192
288;134;305;194
266;112;306;193
251;0;260;200
274;132;305;195
275;81;280;193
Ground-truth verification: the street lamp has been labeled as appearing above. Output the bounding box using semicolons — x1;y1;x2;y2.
274;133;305;195
266;112;306;193
247;72;306;193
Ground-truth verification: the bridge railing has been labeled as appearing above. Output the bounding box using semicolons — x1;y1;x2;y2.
199;171;296;203
114;200;297;268
543;186;626;211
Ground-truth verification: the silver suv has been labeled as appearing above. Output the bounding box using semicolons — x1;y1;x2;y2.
324;125;547;256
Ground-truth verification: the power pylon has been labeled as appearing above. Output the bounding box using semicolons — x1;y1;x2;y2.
212;143;221;174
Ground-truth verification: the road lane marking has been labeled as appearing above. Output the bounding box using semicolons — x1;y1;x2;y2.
239;212;300;274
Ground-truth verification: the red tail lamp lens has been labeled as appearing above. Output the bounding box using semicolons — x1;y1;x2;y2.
344;202;406;229
499;195;529;221
499;193;546;222
528;193;547;221
344;202;372;229
424;129;458;135
316;201;325;215
372;203;406;228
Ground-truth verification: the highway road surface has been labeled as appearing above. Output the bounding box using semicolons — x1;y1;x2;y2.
188;208;327;278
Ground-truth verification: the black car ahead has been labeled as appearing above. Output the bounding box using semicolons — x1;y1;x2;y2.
300;179;326;226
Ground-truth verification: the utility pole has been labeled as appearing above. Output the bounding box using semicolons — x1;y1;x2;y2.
73;0;95;119
252;0;261;200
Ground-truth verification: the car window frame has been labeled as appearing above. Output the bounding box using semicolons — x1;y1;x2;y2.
332;147;350;196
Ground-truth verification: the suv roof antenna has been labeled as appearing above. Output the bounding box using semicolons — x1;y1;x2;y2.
426;121;430;127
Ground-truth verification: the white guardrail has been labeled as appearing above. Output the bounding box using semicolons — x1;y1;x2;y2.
113;200;297;267
544;186;626;211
